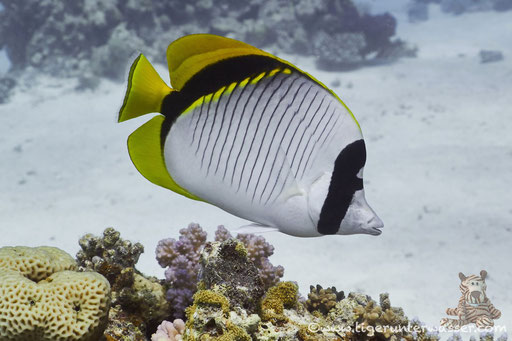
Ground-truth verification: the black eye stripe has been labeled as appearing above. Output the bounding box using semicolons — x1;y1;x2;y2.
317;139;366;235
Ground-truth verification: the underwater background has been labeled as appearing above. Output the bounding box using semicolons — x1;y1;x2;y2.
0;0;511;337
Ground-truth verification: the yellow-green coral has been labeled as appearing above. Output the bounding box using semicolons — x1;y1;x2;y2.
234;241;248;258
261;281;298;321
184;290;253;341
211;322;251;341
193;289;230;313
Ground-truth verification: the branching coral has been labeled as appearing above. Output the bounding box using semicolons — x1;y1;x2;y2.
77;228;169;340
306;284;345;315
155;223;207;319
77;227;144;284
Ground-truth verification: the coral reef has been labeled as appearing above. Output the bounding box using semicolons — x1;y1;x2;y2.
306;284;345;315
77;227;170;340
260;281;299;322
480;50;504;64
0;245;77;281
199;239;265;312
156;223;207;319
4;231;510;341
408;0;512;20
179;238;452;341
0;0;413;88
151;319;185;341
216;226;284;290
0;76;16;103
440;0;494;14
77;227;144;282
0;246;110;341
408;1;429;22
156;223;283;320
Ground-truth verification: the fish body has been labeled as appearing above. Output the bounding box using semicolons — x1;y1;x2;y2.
119;34;383;237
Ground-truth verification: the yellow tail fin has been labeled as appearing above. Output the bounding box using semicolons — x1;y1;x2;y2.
118;54;172;122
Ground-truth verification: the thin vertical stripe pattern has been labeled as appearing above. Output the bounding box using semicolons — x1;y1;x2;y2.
172;69;346;205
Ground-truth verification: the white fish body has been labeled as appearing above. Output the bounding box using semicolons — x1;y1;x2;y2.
165;71;362;236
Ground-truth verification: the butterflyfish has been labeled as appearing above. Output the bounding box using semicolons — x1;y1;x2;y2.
119;34;384;237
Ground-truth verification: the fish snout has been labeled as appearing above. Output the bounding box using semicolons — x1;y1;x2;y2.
366;215;384;235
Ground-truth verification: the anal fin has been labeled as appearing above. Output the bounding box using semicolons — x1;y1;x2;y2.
233;223;279;235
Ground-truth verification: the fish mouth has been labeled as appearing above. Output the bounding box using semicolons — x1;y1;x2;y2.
368;226;383;236
365;217;384;236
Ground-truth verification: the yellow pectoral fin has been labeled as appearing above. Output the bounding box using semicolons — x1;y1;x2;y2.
127;115;203;201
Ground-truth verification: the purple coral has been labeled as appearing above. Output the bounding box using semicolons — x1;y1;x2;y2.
157;223;284;319
155;223;206;319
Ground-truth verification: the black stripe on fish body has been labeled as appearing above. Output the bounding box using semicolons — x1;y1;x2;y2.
253;79;309;203
263;86;319;205
244;73;299;199
317;139;366;235
160;55;291;144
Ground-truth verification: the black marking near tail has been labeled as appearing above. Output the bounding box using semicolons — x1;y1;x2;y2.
317;139;366;235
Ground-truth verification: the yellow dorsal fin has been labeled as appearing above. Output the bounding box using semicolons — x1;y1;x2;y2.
166;34;277;90
165;34;360;129
119;54;173;122
127;115;203;201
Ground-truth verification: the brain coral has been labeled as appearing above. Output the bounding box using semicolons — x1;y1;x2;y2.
0;246;111;341
0;246;77;281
